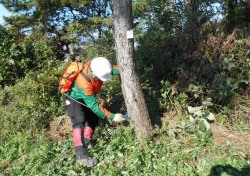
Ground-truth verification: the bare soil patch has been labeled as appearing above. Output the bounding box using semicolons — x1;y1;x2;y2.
47;114;72;141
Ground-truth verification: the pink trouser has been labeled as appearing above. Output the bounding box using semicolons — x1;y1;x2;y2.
72;127;94;147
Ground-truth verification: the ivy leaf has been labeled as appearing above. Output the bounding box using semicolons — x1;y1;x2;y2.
187;106;203;114
194;110;203;116
224;57;229;64
227;62;235;70
194;93;199;98
202;98;213;106
202;111;215;122
168;129;176;137
201;119;210;130
189;115;195;123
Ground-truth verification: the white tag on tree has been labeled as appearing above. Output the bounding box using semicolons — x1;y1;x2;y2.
127;29;133;39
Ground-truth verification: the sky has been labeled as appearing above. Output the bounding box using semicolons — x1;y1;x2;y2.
0;4;11;24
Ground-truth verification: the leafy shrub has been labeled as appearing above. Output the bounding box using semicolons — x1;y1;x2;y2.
159;80;188;116
0;25;58;88
0;60;65;140
0;25;25;87
211;38;250;105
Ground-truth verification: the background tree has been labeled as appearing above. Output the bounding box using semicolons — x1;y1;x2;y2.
1;0;114;60
220;0;250;34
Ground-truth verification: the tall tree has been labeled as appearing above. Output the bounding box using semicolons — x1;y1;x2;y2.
0;0;114;60
113;0;153;139
221;0;250;33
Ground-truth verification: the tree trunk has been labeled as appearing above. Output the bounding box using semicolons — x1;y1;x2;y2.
113;0;153;139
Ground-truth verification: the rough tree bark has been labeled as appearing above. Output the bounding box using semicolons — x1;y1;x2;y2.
113;0;153;139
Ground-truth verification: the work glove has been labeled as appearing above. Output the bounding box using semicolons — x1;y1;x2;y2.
113;113;126;122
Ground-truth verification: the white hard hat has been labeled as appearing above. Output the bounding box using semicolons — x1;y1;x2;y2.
90;57;112;81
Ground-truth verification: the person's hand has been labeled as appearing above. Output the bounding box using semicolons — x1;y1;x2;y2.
113;113;126;122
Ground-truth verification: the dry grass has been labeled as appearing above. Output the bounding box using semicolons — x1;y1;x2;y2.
47;114;72;141
211;123;250;155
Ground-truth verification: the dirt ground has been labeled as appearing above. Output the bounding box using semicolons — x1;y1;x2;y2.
48;114;250;157
47;115;72;141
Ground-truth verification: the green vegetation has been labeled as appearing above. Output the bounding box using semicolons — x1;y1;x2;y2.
1;0;250;175
1;125;250;175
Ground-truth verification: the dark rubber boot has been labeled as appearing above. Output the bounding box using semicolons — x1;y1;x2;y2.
83;137;93;146
75;146;98;167
73;128;98;167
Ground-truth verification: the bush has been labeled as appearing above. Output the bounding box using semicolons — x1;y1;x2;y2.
0;60;65;140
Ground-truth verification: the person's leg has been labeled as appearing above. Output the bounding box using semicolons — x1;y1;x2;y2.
65;96;98;167
82;106;99;146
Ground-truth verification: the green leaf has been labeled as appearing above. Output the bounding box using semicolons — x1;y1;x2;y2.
224;57;229;63
201;119;210;130
202;111;215;121
187;106;203;114
194;110;203;117
168;129;175;137
189;115;195;123
227;62;235;70
202;98;213;106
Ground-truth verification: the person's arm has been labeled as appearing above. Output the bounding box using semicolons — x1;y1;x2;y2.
82;92;115;120
80;92;125;122
71;83;115;120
